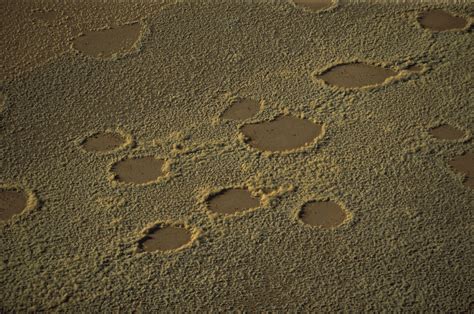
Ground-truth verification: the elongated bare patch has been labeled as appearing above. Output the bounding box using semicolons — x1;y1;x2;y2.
73;23;142;58
318;62;396;88
418;10;468;32
241;115;323;152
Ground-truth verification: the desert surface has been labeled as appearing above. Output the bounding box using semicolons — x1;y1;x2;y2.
1;0;473;311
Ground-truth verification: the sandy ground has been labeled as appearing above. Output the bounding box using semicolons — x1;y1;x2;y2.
1;0;473;311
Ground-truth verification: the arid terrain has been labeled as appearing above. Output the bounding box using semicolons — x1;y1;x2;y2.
1;0;473;311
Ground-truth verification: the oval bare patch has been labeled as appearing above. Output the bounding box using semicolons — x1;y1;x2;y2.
317;62;397;88
449;152;474;189
111;156;165;184
82;132;126;152
418;10;468;32
72;23;142;58
241;115;323;152
222;98;260;121
0;189;28;221
207;188;260;215
429;124;465;140
299;200;348;228
139;225;193;252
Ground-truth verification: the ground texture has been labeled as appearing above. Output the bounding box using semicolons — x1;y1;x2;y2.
1;0;473;311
